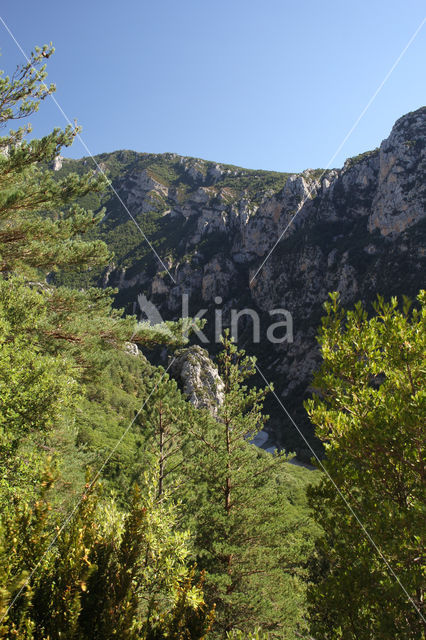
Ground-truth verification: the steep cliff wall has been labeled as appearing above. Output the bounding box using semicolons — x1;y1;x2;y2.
57;107;425;457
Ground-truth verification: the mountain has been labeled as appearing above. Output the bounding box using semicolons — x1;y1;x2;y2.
55;107;426;459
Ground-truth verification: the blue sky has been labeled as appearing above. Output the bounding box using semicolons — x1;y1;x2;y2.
0;1;425;172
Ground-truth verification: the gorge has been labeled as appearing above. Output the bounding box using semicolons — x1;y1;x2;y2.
56;106;426;458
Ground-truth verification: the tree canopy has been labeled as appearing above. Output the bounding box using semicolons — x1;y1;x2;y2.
306;291;425;640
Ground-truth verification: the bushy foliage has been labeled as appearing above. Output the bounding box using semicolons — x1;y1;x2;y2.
226;630;270;640
306;292;425;639
0;473;214;639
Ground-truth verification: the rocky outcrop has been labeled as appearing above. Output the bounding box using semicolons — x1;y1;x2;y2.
369;109;426;235
169;346;224;417
125;169;169;213
124;341;140;357
52;155;63;171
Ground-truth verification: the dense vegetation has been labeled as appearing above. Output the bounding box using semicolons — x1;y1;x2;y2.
0;47;318;639
0;46;423;639
306;292;425;639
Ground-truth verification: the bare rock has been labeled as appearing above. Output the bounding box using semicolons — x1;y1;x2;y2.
369;108;426;235
169;345;224;416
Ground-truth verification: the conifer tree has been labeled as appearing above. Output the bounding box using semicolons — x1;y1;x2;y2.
0;48;195;506
182;332;315;638
0;46;318;639
141;371;193;498
0;45;110;275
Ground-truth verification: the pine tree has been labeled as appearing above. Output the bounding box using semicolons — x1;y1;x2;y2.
0;48;194;507
182;332;316;638
0;44;110;276
305;292;425;640
141;372;193;498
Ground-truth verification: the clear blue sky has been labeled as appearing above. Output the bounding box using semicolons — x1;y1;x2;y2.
0;1;425;172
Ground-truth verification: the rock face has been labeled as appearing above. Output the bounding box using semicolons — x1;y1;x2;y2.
124;341;140;357
58;108;426;457
368;109;426;235
169;346;224;417
52;155;63;171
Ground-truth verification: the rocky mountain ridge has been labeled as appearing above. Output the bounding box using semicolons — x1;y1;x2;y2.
56;107;425;458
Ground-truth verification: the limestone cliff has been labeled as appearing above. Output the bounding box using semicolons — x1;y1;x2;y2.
169;346;224;417
56;107;425;458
